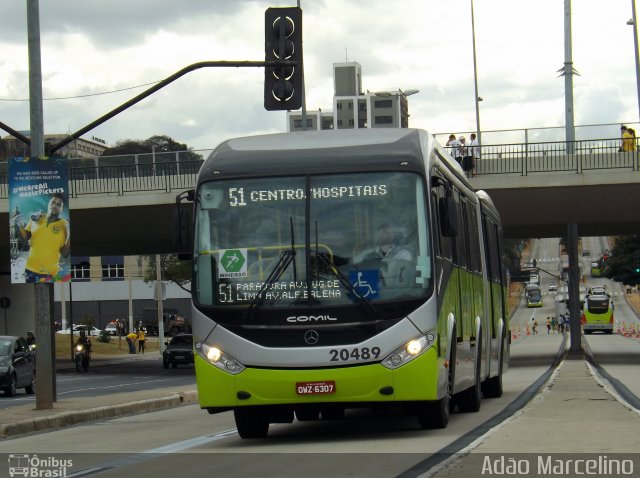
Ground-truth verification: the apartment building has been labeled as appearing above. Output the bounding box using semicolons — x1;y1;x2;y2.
287;62;412;132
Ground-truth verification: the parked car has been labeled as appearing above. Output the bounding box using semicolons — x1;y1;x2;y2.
0;335;36;396
56;325;101;336
163;334;194;369
104;322;118;336
548;282;558;292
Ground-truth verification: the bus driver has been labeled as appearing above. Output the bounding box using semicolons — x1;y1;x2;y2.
353;224;413;288
354;223;412;264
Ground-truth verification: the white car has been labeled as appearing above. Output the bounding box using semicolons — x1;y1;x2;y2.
548;283;558;292
56;325;101;336
104;322;118;336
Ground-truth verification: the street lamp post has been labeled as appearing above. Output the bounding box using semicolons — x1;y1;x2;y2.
628;0;640;122
470;0;482;149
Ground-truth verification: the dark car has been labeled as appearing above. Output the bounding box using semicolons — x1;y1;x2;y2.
163;334;194;369
0;335;36;396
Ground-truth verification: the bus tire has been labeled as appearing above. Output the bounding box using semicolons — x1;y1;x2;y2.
234;408;269;439
295;408;320;421
418;395;450;429
457;340;482;413
418;347;454;429
321;408;345;420
482;335;504;399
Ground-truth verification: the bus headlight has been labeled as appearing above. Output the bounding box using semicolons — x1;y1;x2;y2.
195;342;245;375
382;332;436;370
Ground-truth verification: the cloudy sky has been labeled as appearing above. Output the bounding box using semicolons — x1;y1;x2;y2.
0;0;638;151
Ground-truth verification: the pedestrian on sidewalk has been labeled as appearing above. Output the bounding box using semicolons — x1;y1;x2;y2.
551;316;557;333
557;314;565;333
126;332;138;354
137;327;146;354
546;317;551;334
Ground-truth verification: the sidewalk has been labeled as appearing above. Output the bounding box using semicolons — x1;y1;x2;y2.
0;353;198;438
430;352;640;477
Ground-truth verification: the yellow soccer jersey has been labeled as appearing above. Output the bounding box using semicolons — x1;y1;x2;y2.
25;216;68;276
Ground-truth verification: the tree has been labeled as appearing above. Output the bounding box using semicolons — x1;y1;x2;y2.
100;135;203;162
143;254;191;293
605;235;640;285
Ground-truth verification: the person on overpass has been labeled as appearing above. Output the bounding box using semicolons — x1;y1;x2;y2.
622;126;635;152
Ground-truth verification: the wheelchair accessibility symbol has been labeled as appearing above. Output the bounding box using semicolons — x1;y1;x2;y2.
349;270;379;300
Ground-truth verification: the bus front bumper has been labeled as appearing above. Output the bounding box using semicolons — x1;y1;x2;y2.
195;347;441;409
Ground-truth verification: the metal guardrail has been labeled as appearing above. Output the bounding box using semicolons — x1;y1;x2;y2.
446;137;640;175
0;137;639;200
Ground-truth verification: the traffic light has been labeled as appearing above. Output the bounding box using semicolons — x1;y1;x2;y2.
264;7;303;111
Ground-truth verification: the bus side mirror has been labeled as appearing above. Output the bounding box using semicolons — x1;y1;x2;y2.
174;189;194;256
439;196;458;237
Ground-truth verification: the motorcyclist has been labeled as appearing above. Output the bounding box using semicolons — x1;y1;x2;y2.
75;330;92;355
26;331;36;347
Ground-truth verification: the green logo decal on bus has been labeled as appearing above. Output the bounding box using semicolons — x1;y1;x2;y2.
219;249;247;278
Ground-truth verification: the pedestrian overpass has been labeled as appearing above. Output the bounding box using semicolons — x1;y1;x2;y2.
1;136;639;273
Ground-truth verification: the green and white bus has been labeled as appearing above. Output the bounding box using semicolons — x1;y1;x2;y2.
525;283;543;308
581;293;613;334
184;128;509;438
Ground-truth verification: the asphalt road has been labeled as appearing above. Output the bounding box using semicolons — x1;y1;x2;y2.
0;356;195;410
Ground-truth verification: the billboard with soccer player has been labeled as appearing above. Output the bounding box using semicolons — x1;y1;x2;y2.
8;156;70;283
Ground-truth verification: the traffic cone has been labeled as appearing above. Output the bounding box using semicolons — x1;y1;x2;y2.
526;325;531;336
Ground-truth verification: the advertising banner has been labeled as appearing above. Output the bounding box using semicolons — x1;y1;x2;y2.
8;156;70;283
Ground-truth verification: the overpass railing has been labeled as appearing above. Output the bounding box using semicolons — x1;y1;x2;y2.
0;137;639;199
449;137;640;175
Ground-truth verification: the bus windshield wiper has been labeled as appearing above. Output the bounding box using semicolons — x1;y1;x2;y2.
246;218;296;316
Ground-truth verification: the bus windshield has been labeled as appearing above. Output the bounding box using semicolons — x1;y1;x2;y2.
526;289;542;302
586;296;609;314
194;172;432;308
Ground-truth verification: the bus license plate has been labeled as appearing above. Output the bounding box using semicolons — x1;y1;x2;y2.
296;381;336;395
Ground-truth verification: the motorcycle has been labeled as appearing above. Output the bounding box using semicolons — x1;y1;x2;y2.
75;343;90;372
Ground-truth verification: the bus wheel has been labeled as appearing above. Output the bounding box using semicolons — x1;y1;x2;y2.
418;395;450;429
295;408;320;421
418;358;453;429
482;336;504;398
457;345;482;413
234;408;269;439
321;408;345;420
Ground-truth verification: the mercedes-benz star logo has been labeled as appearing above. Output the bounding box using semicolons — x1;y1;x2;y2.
304;329;319;345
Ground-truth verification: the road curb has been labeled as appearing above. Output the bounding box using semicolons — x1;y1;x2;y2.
0;390;198;438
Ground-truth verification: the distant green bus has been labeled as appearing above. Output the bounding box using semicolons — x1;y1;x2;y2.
581;294;613;334
590;261;602;278
525;284;543;308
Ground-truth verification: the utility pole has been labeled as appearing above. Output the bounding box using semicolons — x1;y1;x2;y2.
27;0;55;408
562;0;582;354
470;0;482;148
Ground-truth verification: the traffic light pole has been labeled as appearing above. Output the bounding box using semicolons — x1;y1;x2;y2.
0;60;298;153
